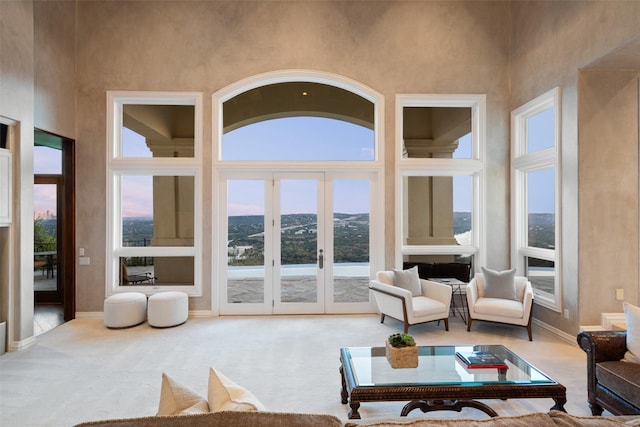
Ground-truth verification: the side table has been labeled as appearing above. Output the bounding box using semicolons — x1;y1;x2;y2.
428;278;467;324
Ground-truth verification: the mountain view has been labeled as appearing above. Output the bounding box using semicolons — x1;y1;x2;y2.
50;213;552;267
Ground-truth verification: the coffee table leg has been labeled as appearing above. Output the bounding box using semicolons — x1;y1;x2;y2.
348;401;361;419
339;366;348;404
401;400;499;418
551;397;567;412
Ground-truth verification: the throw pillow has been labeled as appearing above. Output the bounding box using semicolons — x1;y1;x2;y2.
208;367;266;412
623;302;640;364
392;266;422;297
481;267;517;301
157;373;209;416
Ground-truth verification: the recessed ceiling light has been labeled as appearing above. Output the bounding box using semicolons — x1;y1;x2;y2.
302;92;308;96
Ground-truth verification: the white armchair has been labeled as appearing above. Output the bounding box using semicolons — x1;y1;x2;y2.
466;272;534;341
370;270;452;333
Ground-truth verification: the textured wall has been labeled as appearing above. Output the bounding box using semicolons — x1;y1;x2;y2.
511;1;640;331
0;0;36;347
34;0;76;138
75;1;512;312
579;70;639;325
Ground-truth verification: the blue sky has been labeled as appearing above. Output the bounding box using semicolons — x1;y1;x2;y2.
34;113;555;218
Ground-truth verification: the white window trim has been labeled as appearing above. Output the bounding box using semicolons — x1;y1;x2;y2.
511;87;561;311
395;94;486;270
211;70;385;316
106;91;203;296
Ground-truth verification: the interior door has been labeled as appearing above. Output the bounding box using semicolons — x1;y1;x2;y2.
33;179;62;303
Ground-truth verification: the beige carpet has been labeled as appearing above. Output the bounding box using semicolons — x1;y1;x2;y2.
0;314;610;426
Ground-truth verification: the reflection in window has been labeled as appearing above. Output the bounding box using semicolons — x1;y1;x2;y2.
527;168;555;250
120;256;194;286
121;104;195;158
526;108;554;153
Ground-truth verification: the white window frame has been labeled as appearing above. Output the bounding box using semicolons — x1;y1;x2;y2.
511;87;561;311
395;94;486;270
212;70;385;315
106;91;203;296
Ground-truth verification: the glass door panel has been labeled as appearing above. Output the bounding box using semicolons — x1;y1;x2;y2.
33;183;60;299
276;178;323;312
332;179;370;304
226;179;267;305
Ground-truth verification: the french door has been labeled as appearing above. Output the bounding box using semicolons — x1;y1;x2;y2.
220;172;374;315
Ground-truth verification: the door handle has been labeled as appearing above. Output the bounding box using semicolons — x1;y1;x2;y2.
318;249;324;269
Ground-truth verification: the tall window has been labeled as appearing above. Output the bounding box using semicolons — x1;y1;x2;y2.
396;95;486;273
107;92;202;295
512;87;561;310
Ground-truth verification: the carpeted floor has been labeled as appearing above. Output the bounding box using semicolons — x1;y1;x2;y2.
0;314;611;426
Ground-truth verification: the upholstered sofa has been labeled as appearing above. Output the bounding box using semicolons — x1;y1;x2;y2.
74;410;640;427
577;330;640;416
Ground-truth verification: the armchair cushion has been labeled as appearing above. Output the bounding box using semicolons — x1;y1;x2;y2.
472;298;524;319
392;266;421;297
623;302;640;364
481;267;517;301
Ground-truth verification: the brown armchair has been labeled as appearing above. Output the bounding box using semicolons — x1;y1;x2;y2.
577;330;640;415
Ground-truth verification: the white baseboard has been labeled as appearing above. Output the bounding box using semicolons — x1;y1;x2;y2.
9;336;36;352
75;312;104;319
189;310;214;317
532;318;577;346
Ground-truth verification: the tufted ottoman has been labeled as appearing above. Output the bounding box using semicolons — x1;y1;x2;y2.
147;291;188;328
104;292;147;329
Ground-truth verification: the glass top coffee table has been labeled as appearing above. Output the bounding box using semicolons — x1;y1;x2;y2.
339;344;566;419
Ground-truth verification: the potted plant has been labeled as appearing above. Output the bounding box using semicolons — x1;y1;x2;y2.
385;333;418;368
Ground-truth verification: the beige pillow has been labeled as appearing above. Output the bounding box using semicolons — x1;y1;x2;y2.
208;367;266;412
392;266;422;297
623;302;640;364
157;373;209;415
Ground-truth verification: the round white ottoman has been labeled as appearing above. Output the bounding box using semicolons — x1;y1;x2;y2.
104;292;147;329
147;291;188;328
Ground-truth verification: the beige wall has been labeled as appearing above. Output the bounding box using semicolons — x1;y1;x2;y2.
579;70;639;325
74;0;512;312
34;0;76;139
511;1;640;331
0;0;36;348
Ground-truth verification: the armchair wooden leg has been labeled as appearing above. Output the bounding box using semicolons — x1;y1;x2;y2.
466;318;472;332
526;324;532;341
403;321;409;334
443;318;449;331
380;313;386;324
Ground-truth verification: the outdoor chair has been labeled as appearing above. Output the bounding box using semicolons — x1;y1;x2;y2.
370;269;452;333
120;262;156;285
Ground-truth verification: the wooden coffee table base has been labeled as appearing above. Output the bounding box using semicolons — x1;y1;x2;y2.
401;399;499;417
